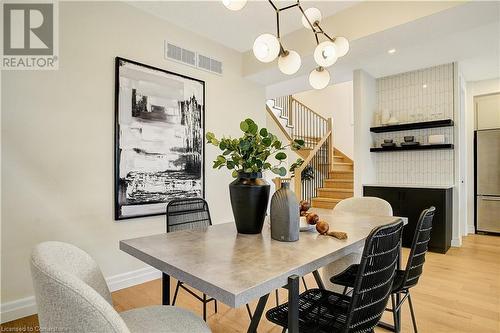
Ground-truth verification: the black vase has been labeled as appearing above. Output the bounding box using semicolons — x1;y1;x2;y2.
229;172;270;234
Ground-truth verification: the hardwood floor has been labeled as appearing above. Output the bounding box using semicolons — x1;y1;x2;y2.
2;235;499;332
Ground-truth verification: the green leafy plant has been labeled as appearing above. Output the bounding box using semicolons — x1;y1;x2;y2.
206;118;304;178
289;158;315;181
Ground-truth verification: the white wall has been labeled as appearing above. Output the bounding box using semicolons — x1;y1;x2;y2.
1;1;265;319
353;70;377;196
465;78;500;233
293;82;354;159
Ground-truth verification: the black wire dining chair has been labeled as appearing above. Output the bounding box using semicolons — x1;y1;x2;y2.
266;219;404;333
331;207;435;333
166;197;217;321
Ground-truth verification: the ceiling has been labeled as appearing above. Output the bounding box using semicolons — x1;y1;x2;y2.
265;1;500;96
128;0;358;52
129;0;499;92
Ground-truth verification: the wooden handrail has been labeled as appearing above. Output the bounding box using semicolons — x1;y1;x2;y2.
290;96;328;122
267;95;334;202
296;130;331;172
327;117;334;172
294;129;332;201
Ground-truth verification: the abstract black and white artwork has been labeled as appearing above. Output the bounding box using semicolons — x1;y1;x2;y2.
115;57;204;220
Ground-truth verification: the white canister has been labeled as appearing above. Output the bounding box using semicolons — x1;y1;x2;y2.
428;134;445;144
381;110;391;125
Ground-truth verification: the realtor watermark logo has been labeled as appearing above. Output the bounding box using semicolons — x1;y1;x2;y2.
1;1;59;70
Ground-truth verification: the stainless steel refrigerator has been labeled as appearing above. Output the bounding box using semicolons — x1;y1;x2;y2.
476;129;500;233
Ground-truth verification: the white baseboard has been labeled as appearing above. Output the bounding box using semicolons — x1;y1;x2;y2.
0;296;37;324
467;224;475;234
107;267;161;292
451;237;462;247
0;267;161;324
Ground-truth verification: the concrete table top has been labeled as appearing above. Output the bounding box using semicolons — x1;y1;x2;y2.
120;213;402;308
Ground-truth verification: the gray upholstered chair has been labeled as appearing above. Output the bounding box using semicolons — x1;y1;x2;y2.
30;241;211;333
320;197;393;292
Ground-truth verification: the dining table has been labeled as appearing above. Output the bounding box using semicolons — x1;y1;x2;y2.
120;208;406;333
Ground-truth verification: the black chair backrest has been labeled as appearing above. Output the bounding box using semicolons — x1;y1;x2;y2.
345;219;404;333
402;206;435;289
166;198;211;233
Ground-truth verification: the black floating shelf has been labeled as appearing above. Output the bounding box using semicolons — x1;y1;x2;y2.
370;144;454;152
370;119;454;133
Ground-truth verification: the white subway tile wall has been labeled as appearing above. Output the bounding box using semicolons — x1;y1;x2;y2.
375;63;454;123
373;63;455;185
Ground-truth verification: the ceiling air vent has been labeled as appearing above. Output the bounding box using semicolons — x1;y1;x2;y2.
198;54;211;72
197;54;223;75
165;42;196;68
210;57;223;75
165;41;223;76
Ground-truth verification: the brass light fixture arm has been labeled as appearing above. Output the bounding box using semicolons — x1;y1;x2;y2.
297;3;320;45
268;0;302;55
265;0;336;57
314;24;335;43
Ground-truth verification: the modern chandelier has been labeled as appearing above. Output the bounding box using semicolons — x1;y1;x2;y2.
222;0;349;90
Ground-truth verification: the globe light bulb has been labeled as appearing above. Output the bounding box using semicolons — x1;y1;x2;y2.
309;67;330;90
278;50;301;75
333;37;349;57
222;0;247;11
314;41;337;67
253;34;280;63
301;8;322;29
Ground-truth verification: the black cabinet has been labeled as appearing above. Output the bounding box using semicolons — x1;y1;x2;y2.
363;186;452;254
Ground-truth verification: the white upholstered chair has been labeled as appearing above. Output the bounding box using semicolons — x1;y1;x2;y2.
30;241;211;333
320;197;393;292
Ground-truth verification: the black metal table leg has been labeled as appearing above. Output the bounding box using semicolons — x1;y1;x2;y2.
288;275;300;333
312;270;325;289
162;272;170;305
247;293;269;333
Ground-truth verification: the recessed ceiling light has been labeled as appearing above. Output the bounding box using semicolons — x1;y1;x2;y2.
388;49;396;54
422;84;428;88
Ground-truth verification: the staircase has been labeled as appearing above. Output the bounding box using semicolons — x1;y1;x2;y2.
312;148;354;209
266;95;353;209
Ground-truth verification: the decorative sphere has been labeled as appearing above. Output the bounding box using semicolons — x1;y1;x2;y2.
309;67;330;90
314;41;337;67
278;50;301;75
222;0;247;11
253;34;280;63
334;37;349;57
301;8;322;29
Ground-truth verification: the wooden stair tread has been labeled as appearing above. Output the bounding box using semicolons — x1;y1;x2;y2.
318;188;353;192
311;197;343;202
331;170;353;173
325;179;353;183
333;162;353;166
